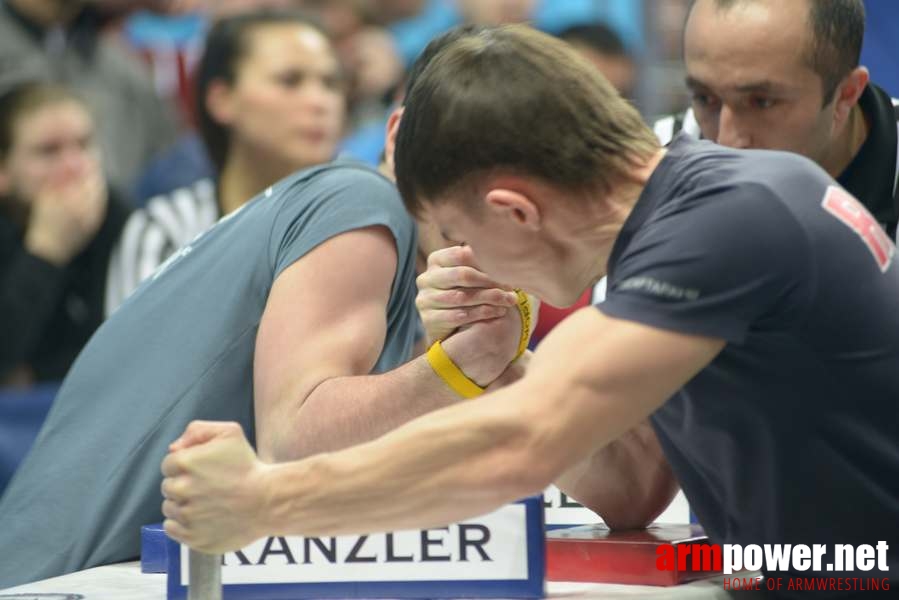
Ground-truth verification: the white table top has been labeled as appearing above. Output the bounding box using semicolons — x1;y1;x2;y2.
0;562;739;599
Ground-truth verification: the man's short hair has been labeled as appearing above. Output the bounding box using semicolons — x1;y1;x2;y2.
698;0;866;103
403;25;489;101
558;23;630;59
395;25;658;216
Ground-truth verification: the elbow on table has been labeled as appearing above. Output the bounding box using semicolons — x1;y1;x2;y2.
576;469;680;531
600;508;658;531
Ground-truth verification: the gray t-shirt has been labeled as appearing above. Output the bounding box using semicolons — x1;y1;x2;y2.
0;161;418;587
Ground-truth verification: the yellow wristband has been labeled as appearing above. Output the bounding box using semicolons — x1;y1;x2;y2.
513;289;533;360
426;340;485;399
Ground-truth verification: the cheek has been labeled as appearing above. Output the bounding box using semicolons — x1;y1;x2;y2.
694;108;719;140
327;94;348;123
230;83;290;132
467;241;516;280
761;105;828;153
11;156;56;196
311;92;347;137
86;147;103;172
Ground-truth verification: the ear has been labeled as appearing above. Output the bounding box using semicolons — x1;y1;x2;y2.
205;79;237;126
831;66;869;127
383;106;404;175
484;188;541;231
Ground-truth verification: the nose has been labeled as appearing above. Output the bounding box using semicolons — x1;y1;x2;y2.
715;106;752;149
58;145;92;178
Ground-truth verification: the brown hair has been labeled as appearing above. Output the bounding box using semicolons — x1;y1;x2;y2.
0;82;85;160
395;24;658;215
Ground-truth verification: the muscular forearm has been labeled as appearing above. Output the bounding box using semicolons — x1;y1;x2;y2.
261;378;554;538
261;356;462;461
555;421;679;529
259;326;529;463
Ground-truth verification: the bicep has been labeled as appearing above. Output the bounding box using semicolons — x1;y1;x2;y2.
253;226;398;449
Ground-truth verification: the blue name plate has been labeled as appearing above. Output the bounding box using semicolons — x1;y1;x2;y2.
167;497;544;599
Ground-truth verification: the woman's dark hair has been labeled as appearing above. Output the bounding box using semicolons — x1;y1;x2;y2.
0;81;85;160
195;9;327;173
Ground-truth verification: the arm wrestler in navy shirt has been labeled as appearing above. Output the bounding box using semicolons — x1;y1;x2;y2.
162;25;899;597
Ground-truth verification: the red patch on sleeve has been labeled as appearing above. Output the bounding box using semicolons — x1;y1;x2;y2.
821;185;895;272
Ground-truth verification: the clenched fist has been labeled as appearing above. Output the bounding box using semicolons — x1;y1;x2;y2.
162;421;273;553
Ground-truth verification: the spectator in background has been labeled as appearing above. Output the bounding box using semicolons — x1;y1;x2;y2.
106;10;346;312
339;0;535;166
369;0;427;24
0;82;131;386
559;22;636;99
388;0;643;70
455;0;534;24
342;0;646;166
314;0;406;166
291;0;405;129
130;0;349;204
0;0;179;192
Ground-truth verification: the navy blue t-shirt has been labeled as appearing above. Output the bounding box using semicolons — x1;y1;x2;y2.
601;135;899;582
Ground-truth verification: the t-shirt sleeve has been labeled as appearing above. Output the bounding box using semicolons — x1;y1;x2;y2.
268;167;415;280
599;183;814;344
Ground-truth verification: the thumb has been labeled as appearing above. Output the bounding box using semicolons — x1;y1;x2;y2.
169;420;242;452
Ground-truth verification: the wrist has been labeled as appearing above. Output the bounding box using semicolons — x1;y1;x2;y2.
426;340;486;398
255;461;284;540
485;351;531;392
439;334;494;387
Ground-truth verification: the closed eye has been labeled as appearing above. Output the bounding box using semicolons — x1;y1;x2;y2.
748;96;777;110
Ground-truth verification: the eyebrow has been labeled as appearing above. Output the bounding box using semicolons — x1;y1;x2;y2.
685;76;786;95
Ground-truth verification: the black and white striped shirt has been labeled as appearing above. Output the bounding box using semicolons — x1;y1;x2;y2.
105;178;219;316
